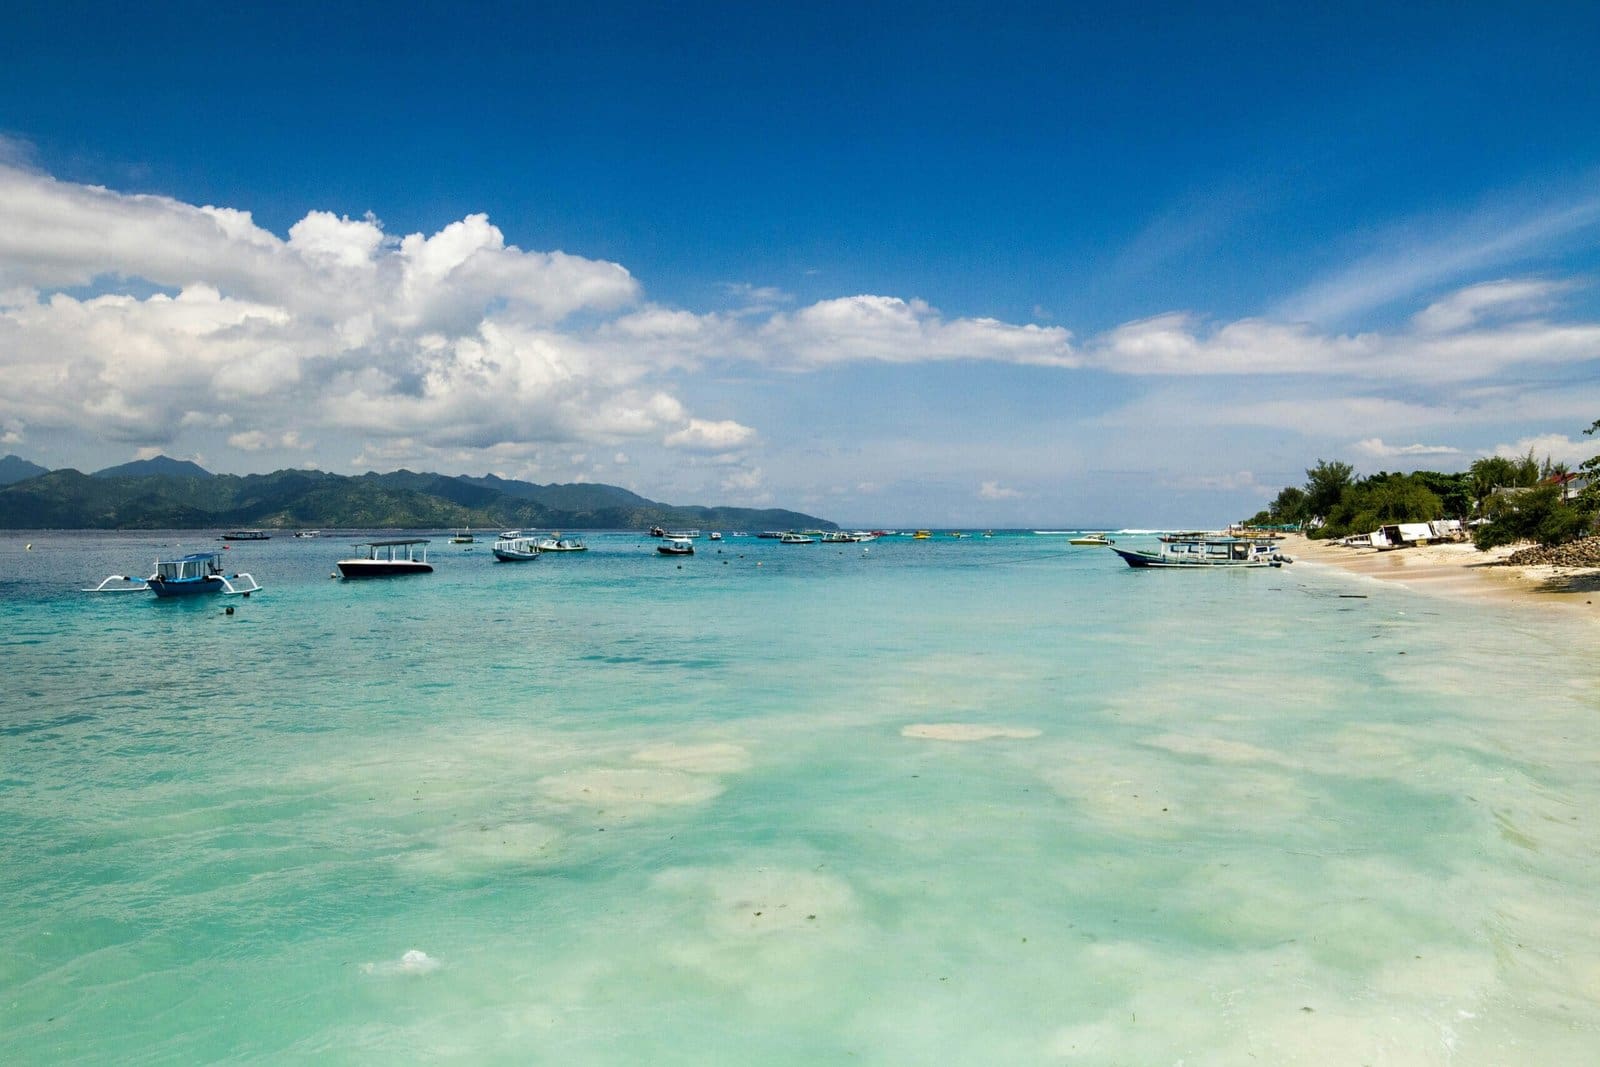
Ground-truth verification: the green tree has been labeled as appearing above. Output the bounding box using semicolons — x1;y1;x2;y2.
1268;485;1307;525
1411;470;1472;518
1468;455;1525;515
1302;460;1355;528
1321;474;1442;539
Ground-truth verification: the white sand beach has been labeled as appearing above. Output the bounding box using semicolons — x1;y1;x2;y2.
1283;533;1600;625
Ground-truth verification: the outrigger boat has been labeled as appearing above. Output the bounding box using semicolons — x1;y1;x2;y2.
84;551;263;597
1109;534;1291;569
535;534;587;552
1069;533;1114;546
336;539;434;578
657;536;695;555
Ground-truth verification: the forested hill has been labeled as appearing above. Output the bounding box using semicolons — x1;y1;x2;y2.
0;461;833;532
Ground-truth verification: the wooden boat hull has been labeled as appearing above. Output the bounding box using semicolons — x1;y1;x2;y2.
336;561;434;578
1110;547;1278;569
148;576;226;597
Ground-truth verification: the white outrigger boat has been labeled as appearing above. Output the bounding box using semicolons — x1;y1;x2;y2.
1109;533;1291;569
84;551;263;597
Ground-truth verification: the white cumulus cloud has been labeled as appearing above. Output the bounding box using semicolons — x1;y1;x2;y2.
664;418;757;452
760;295;1078;368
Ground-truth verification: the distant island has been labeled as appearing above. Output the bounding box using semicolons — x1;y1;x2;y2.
0;454;834;532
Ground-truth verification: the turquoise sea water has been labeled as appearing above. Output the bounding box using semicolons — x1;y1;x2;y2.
3;530;1598;1064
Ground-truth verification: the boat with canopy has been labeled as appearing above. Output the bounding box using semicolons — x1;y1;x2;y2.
84;551;263;597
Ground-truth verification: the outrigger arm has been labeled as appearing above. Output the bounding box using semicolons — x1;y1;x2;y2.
82;575;151;593
217;573;263;595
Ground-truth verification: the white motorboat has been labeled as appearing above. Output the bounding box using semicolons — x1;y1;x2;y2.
337;539;434;578
492;534;542;561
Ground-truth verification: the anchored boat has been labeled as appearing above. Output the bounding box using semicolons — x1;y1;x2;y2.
84;551;263;597
336;539;434;578
492;533;541;562
1109;534;1290;569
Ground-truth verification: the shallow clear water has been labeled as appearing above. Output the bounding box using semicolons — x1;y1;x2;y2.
3;530;1598;1063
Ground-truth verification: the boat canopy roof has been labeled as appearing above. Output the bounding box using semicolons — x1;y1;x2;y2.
161;551;223;563
357;538;432;547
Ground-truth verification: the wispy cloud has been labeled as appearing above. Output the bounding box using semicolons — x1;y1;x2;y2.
720;282;793;316
1491;433;1596;466
1351;438;1464;459
1271;180;1600;326
1086;280;1600;382
1110;178;1270;283
1411;277;1575;333
978;480;1024;500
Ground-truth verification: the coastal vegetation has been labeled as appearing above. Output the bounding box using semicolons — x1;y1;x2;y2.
0;456;832;532
1249;419;1600;549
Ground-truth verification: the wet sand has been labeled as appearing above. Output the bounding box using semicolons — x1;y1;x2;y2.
1283;533;1600;625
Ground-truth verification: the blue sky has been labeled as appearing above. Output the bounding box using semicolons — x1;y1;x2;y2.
3;2;1599;525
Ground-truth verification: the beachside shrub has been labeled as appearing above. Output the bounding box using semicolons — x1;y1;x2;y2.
1473;482;1598;550
1580;418;1600;510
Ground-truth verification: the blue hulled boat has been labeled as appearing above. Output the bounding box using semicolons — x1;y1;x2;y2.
84;551;263;597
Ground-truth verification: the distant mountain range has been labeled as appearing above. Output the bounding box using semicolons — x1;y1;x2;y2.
0;454;833;532
0;454;49;486
90;456;215;480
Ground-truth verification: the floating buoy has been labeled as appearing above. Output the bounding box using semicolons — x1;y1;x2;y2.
25;544;32;551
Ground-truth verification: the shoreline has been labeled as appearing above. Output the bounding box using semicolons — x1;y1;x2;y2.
1281;532;1600;625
